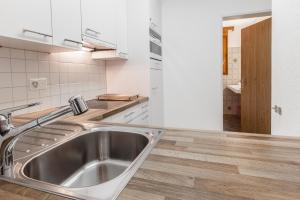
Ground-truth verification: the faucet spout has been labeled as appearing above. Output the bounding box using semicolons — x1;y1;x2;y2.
0;95;88;177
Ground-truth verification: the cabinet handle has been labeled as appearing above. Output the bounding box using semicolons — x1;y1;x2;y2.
150;68;162;71
124;112;135;118
119;52;128;56
23;29;53;38
64;39;83;45
86;28;101;36
152;87;159;90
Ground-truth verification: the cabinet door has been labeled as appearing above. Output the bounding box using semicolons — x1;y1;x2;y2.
129;112;149;125
149;0;162;34
116;0;128;55
0;0;52;44
150;69;164;126
81;0;117;46
51;0;82;50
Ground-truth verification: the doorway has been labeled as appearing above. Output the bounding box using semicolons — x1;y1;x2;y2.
222;14;272;134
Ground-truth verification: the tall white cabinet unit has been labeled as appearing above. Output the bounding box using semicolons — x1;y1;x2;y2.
150;66;164;126
149;0;162;34
0;0;53;51
105;0;164;126
149;0;163;127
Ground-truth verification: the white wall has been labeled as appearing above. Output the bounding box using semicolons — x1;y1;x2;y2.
106;0;150;97
162;0;271;130
272;0;300;136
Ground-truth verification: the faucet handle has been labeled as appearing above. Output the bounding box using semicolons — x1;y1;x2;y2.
0;102;40;136
0;102;40;117
69;95;88;115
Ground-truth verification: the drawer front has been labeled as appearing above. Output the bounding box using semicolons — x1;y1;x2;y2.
129;112;149;125
150;59;162;70
101;102;149;124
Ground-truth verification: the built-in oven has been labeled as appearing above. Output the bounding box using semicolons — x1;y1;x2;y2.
150;28;162;61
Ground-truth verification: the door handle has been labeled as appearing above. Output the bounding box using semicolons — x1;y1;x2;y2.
241;79;247;91
272;105;282;115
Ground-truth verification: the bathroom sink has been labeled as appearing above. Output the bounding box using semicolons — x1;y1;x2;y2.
227;83;241;94
10;124;163;200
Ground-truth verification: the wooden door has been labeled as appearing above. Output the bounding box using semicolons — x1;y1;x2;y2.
241;18;271;134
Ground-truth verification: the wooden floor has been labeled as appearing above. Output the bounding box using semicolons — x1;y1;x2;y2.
118;129;300;200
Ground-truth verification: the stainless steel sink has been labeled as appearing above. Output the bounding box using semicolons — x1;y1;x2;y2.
23;130;148;188
1;124;163;200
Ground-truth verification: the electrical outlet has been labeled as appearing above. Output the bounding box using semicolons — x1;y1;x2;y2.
30;78;48;90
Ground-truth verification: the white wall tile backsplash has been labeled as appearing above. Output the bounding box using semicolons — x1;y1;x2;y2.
0;73;12;88
12;73;27;87
0;88;13;103
0;47;107;114
0;58;11;72
10;49;25;59
0;48;10;58
11;59;26;72
223;47;241;115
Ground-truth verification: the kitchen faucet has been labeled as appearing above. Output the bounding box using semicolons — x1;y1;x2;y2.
0;95;88;177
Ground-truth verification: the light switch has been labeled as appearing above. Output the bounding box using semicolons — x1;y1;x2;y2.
30;78;48;90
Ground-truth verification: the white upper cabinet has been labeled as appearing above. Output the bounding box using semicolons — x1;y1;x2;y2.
0;0;52;45
116;0;128;56
81;0;117;48
0;0;128;54
92;0;128;60
51;0;82;50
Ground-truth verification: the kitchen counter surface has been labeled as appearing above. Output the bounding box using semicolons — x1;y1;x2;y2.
11;96;149;125
2;103;300;199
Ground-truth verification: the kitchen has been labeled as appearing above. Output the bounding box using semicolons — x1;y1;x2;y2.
1;0;300;200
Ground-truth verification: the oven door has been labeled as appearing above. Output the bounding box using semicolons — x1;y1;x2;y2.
150;39;162;60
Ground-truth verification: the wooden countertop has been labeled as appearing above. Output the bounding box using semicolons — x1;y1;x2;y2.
2;101;300;199
12;97;149;125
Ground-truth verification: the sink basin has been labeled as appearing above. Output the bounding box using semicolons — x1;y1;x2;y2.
23;131;148;188
10;125;163;200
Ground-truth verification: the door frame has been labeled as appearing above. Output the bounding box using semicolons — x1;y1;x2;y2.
221;11;272;133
